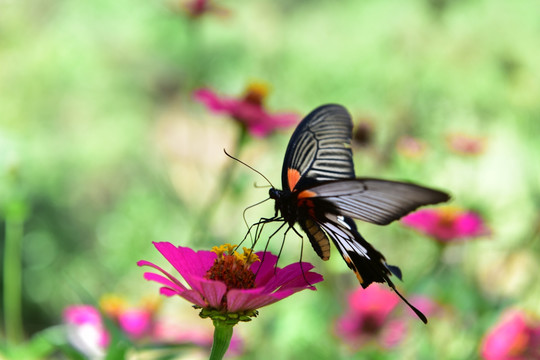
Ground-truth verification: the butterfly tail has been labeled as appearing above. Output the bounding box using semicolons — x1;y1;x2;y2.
334;218;428;323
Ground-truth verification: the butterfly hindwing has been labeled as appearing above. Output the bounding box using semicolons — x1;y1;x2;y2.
310;213;398;287
282;104;355;191
311;214;428;323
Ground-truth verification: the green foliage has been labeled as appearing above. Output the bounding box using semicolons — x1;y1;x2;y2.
1;0;540;359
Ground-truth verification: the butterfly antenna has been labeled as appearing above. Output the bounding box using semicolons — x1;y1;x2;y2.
223;149;274;188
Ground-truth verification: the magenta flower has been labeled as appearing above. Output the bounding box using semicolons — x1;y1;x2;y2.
401;206;490;243
481;310;540;360
335;285;438;349
138;242;323;321
63;305;109;359
194;83;299;137
335;284;402;349
99;295;159;341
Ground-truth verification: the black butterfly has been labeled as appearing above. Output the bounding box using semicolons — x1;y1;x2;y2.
265;104;450;323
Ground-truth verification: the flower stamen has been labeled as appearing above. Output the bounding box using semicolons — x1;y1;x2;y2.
207;244;258;291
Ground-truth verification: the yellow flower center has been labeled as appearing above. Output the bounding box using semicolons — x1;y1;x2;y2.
437;207;460;227
99;294;127;318
206;244;260;291
243;82;269;106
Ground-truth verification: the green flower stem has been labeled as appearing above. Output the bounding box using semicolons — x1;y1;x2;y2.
3;201;26;343
209;319;234;360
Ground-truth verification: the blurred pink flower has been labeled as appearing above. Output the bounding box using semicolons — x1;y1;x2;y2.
138;242;323;320
182;0;229;18
396;136;427;159
481;310;540;360
63;305;109;359
99;295;159;340
446;133;486;156
194;83;299;137
117;308;152;340
401;206;490;243
335;284;402;349
335;286;439;349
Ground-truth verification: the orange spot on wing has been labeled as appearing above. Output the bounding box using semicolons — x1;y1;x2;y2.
287;168;301;190
344;256;363;284
354;271;364;284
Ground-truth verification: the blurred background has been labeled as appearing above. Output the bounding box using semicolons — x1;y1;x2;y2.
1;0;540;358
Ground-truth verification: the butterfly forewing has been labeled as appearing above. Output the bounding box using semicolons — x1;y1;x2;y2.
281;104;355;191
303;178;450;225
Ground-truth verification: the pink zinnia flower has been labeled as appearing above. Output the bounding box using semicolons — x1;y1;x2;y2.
99;295;159;340
194;83;299;137
335;286;439;350
446;133;486;156
63;305;109;359
138;242;323;322
401;206;490;243
335;284;403;349
481;310;540;360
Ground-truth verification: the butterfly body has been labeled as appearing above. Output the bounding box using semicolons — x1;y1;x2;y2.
262;104;449;323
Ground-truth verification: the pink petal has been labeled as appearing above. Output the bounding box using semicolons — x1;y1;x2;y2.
272;263;323;291
198;278;227;309
194;87;298;137
264;113;299;127
142;272;187;293
402;209;489;242
401;210;437;229
194;89;230;112
262;262;317;293
152;242;215;288
160;287;181;297
226;289;279;313
138;260;187;290
118;309;151;339
245;112;299;137
481;311;530;360
251;252;279;287
382;320;407;348
348;285;399;317
64;305;102;326
175;290;207;308
456;213;490;237
272;280;322;300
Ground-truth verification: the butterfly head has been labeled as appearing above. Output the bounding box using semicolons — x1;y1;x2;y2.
269;188;281;200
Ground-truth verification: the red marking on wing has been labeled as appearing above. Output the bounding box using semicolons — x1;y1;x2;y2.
297;191;317;218
298;190;317;199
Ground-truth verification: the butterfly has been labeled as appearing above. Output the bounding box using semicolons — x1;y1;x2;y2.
264;104;450;323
